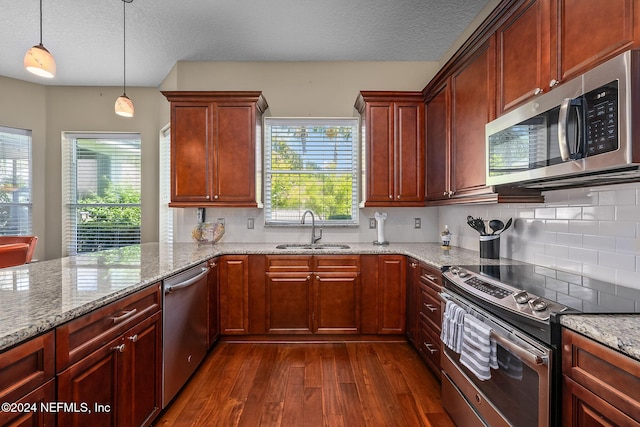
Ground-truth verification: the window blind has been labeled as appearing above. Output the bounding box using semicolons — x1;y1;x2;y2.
488;117;548;177
0;126;32;235
264;118;359;225
63;133;141;255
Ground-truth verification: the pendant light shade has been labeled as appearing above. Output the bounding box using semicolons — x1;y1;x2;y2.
115;94;134;117
24;0;56;78
115;0;134;117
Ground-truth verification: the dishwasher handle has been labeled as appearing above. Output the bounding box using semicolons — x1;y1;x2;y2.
164;266;209;294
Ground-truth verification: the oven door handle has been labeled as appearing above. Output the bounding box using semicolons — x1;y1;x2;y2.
490;330;546;366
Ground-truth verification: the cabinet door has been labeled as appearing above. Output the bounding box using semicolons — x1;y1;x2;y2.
377;255;406;334
170;102;213;203
450;37;496;197
563;376;640;427
0;379;55;427
425;83;450;201
497;0;551;113
265;273;313;333
395;102;425;203
213;102;257;205
124;312;162;427
313;273;360;334
557;0;637;82
208;258;220;347
57;336;123;427
219;255;249;334
365;102;395;203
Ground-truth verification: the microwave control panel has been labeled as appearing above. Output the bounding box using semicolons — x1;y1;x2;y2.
585;80;618;156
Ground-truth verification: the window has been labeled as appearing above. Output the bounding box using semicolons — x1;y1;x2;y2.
63;133;141;255
264;118;359;225
0;126;32;235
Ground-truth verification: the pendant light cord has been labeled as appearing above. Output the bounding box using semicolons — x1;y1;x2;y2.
122;0;127;94
39;0;43;45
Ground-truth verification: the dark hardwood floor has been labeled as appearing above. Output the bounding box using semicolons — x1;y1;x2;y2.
154;340;454;427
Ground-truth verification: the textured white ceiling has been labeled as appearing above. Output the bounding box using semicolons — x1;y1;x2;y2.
1;0;490;87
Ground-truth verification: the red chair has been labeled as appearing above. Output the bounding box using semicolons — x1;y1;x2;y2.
0;236;38;268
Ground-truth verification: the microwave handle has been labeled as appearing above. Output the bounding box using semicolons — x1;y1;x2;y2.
558;98;572;161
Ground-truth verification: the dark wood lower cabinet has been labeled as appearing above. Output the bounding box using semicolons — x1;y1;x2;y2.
265;272;313;333
314;272;360;334
57;311;162;427
0;379;56;427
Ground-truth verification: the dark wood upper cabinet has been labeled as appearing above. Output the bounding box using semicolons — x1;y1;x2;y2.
425;82;450;201
497;0;638;114
497;0;551;113
162;91;268;207
355;92;425;206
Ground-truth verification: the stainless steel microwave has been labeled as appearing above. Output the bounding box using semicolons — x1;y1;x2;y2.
486;50;640;189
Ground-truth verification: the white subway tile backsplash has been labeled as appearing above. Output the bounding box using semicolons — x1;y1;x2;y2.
440;183;640;289
598;250;636;271
599;220;635;237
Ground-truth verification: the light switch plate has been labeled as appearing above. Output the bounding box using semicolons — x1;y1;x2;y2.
247;218;254;229
217;218;225;226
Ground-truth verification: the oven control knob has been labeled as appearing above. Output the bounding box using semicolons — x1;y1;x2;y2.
513;291;529;304
449;266;460;275
457;269;470;278
529;298;548;312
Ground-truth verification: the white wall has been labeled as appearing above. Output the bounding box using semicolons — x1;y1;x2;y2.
439;182;640;289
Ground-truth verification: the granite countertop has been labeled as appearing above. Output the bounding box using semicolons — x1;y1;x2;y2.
2;240;638;360
0;241;494;352
560;314;640;361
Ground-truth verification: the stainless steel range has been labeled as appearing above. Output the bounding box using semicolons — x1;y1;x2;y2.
440;264;640;427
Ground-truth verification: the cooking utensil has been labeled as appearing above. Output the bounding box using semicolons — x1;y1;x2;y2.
489;219;504;235
467;216;487;235
495;218;512;235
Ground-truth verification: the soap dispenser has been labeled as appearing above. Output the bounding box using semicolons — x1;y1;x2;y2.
440;225;452;251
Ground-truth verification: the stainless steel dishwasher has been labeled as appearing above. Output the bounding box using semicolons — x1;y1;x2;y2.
162;262;209;408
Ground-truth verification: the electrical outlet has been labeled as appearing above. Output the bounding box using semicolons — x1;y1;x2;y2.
247;218;254;229
217;218;225;226
196;208;205;223
369;218;376;229
414;218;421;229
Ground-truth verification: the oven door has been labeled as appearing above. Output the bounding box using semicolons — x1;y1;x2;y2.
440;291;552;427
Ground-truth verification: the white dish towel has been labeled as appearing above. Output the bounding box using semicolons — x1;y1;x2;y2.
440;300;466;353
459;313;498;381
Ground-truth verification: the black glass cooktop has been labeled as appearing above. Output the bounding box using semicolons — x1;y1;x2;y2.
455;264;640;315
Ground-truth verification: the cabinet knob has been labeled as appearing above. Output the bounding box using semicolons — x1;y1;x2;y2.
549;79;559;88
534;87;543;95
396;195;400;199
443;191;448;196
389;195;393;199
128;334;138;343
410;262;417;268
214;195;219;200
316;276;320;281
205;195;210;200
306;275;311;281
111;343;126;353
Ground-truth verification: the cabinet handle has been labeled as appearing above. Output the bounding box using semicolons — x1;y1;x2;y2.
128;334;138;343
111;344;126;353
425;274;437;281
534;87;543;95
110;308;138;324
425;303;438;312
424;342;438;354
549;79;559;88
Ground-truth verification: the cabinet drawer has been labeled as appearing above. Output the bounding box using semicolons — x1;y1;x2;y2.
0;331;54;404
0;379;56;427
314;255;360;272
56;283;161;372
419;281;442;331
419;319;441;377
420;264;442;288
265;255;312;272
562;328;640;422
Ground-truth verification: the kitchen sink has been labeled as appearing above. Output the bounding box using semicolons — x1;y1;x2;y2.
275;243;350;250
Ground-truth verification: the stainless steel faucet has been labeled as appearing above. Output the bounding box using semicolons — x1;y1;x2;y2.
301;210;322;245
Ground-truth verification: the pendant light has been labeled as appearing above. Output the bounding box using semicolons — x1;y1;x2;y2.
115;0;134;117
24;0;56;78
